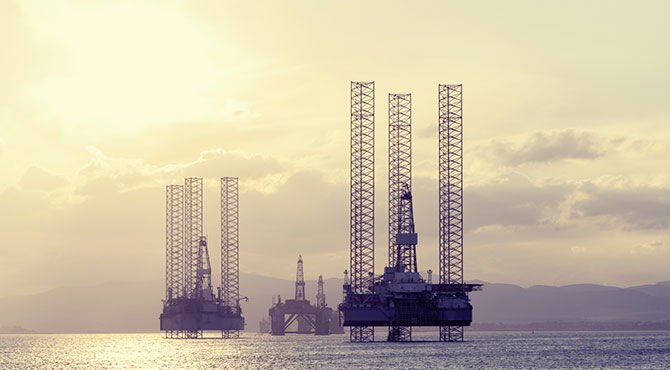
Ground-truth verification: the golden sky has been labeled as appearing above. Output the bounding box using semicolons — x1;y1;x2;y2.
1;0;669;296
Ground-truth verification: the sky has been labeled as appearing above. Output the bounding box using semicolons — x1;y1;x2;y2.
1;0;669;296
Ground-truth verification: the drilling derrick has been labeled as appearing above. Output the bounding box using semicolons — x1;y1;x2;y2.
316;275;326;309
197;236;213;298
160;177;245;338
268;256;333;335
439;84;466;342
349;81;375;342
294;256;311;332
388;93;412;269
388;93;413;342
339;81;481;342
295;256;306;301
395;187;418;273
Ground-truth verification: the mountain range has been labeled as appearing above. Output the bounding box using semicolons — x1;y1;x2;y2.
1;274;669;333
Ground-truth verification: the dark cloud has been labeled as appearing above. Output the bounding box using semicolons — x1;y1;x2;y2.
492;129;605;165
575;184;670;230
241;171;346;256
466;174;574;230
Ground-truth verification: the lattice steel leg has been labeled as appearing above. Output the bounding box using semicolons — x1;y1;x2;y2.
350;326;374;342
440;326;464;342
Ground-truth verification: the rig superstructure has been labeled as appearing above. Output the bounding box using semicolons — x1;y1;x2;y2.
339;83;482;342
268;256;341;335
160;177;245;338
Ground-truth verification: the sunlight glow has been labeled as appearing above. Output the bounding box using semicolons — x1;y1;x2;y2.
20;2;232;130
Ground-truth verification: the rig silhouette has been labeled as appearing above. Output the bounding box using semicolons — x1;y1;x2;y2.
268;256;343;335
339;83;482;342
160;177;245;338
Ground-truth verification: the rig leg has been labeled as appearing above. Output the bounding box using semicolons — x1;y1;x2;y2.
388;326;412;342
350;326;374;342
222;330;239;339
440;326;464;342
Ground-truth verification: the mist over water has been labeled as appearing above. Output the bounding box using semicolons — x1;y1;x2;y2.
2;331;669;368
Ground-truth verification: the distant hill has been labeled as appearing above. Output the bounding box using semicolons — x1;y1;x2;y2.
0;273;344;334
0;325;38;334
471;281;670;323
1;275;669;333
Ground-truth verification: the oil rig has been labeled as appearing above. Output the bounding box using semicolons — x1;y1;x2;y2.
160;177;245;338
268;256;341;335
339;83;482;342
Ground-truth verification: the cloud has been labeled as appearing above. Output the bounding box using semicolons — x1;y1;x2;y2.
466;173;575;231
19;166;68;192
575;184;670;230
631;241;664;255
570;246;587;254
184;149;287;183
489;129;605;165
220;99;253;121
74;147;291;195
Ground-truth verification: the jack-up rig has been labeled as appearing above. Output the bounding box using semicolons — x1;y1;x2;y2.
339;82;482;342
268;256;341;335
160;177;245;338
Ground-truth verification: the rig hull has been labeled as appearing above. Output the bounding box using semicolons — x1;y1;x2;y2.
339;270;481;329
160;299;244;331
340;302;472;327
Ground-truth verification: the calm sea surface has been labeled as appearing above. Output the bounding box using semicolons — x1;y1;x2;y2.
1;331;669;369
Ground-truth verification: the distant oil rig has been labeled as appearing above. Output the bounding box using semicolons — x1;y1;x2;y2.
160;177;245;338
339;83;482;342
266;256;343;335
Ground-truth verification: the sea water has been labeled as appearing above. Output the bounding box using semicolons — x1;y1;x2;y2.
1;331;669;368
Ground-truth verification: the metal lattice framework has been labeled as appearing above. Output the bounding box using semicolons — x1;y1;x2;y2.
184;177;203;299
316;275;326;309
350;81;375;342
388;93;412;268
221;177;240;338
295;256;306;301
166;185;184;300
221;177;240;308
198;236;212;295
438;84;464;342
397;187;418;273
388;93;413;342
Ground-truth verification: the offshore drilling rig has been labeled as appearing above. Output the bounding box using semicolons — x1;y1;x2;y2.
268;256;337;335
160;177;245;338
339;83;482;342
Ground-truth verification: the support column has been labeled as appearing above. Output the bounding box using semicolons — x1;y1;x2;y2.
350;81;375;342
438;84;465;342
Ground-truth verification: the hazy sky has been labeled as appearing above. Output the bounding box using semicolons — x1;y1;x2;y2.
1;0;669;296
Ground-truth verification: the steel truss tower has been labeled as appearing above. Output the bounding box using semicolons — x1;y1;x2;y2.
166;185;184;300
388;93;413;342
221;177;240;338
295;256;306;300
184;177;204;300
438;84;465;342
350;81;375;342
316;275;326;309
388;93;412;268
396;187;418;273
